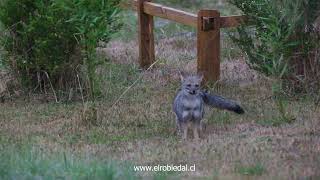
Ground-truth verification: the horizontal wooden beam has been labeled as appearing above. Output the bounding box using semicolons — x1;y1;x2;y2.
123;0;247;28
129;0;198;27
144;2;198;27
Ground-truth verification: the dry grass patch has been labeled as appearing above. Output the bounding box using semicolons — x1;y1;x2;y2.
1;37;320;179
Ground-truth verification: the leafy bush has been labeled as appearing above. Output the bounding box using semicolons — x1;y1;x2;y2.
229;0;320;95
0;0;121;98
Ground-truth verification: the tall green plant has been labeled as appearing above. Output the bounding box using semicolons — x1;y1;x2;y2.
229;0;320;121
0;0;121;98
228;0;320;79
59;0;121;98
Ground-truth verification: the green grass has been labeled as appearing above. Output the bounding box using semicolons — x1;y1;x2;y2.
0;145;138;180
63;125;172;145
208;111;233;125
0;51;3;69
254;99;296;126
100;62;141;101
0;20;3;69
256;116;295;127
153;171;178;180
235;163;265;176
0;102;78;123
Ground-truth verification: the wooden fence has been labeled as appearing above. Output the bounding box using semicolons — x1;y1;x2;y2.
127;0;247;82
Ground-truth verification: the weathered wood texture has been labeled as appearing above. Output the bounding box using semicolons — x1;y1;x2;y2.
197;10;220;82
138;0;155;68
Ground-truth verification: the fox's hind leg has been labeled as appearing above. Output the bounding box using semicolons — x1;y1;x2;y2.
177;121;188;140
200;121;206;133
181;122;188;140
193;121;201;140
175;115;182;136
175;114;188;140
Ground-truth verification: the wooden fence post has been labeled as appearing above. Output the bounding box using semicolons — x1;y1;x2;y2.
138;0;155;68
197;10;220;82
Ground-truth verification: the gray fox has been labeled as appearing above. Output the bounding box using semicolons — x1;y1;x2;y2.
173;73;244;140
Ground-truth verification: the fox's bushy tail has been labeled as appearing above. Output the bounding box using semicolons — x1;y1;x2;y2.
201;91;244;114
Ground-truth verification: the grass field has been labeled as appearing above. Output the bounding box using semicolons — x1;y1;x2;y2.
1;0;320;179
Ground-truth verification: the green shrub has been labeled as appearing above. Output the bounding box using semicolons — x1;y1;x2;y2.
229;0;320;94
0;0;121;98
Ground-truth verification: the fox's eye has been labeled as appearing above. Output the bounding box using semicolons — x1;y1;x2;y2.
195;84;199;88
187;84;191;87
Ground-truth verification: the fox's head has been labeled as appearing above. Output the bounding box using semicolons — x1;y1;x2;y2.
180;73;203;95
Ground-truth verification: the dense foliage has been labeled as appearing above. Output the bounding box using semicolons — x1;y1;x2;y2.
0;0;121;98
229;0;320;94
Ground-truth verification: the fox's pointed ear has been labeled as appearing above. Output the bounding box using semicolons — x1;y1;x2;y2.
197;72;204;82
179;72;185;82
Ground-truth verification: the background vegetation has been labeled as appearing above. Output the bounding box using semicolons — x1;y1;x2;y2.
0;0;121;99
229;0;320;97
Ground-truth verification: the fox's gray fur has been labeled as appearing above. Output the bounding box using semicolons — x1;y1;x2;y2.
173;74;244;140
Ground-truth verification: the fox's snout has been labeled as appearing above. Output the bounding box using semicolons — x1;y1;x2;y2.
184;86;199;95
189;90;196;95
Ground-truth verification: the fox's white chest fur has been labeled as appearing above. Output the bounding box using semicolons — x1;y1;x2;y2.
181;97;203;120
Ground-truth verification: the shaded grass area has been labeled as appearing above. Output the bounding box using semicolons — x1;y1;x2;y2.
0;143;138;180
